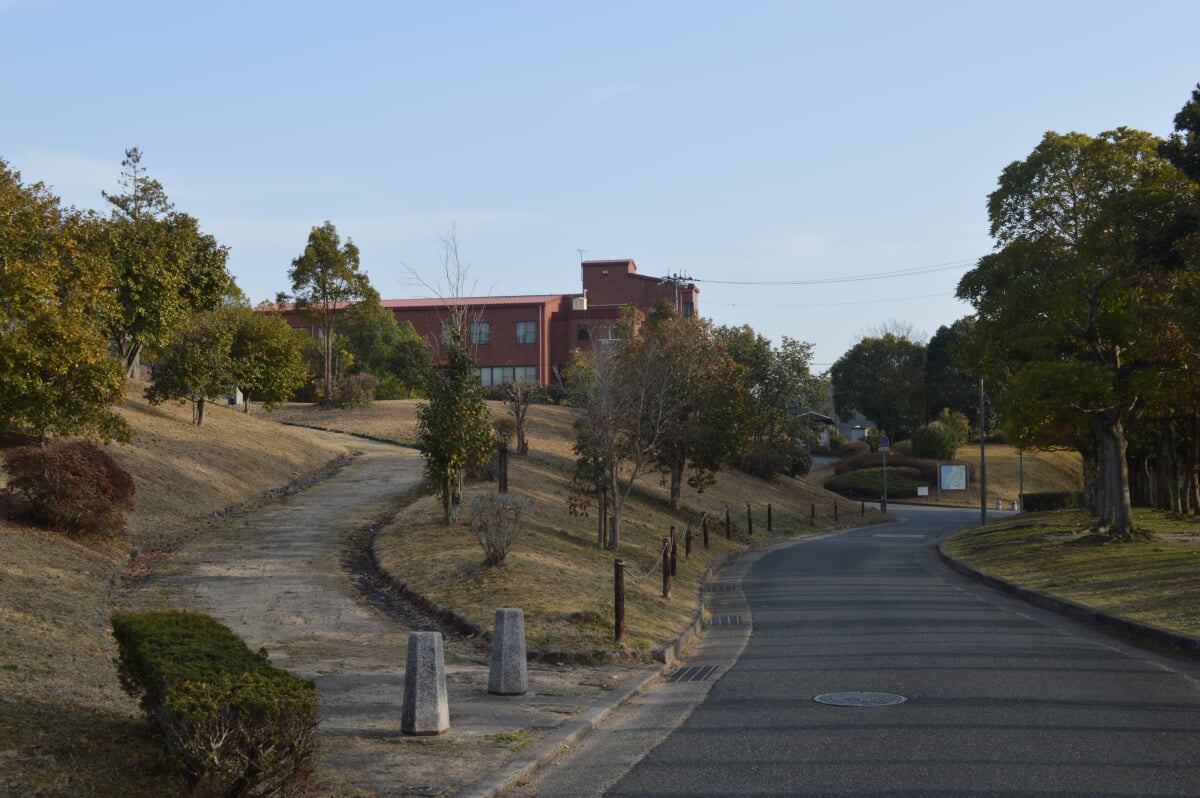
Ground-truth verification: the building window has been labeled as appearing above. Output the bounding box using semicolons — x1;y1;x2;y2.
515;320;536;344
475;365;537;387
470;321;491;345
577;324;590;341
440;321;455;345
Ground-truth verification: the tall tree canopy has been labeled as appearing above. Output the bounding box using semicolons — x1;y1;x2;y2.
0;160;127;440
714;325;823;479
830;332;927;440
100;148;231;375
924;318;986;430
957;127;1197;538
642;307;748;510
283;221;370;402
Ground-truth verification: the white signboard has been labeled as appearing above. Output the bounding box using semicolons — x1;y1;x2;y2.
940;464;967;491
917;486;929;497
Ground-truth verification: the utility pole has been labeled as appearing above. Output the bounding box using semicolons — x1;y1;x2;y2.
979;378;987;527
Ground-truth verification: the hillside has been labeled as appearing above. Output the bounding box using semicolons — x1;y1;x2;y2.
1;390;1088;794
0;384;349;797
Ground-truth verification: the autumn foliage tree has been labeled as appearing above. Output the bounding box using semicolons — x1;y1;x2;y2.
0;160;127;441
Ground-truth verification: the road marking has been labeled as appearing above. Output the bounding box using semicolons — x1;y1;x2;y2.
873;533;925;539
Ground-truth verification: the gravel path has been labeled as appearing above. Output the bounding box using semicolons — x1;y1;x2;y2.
133;431;642;797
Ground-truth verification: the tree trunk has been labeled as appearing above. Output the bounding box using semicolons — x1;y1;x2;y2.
1154;421;1175;511
607;468;622;550
442;479;452;525
1099;418;1135;538
1186;409;1199;515
196;398;206;427
668;458;684;511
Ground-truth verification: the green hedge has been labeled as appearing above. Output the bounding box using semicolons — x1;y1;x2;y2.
823;467;927;499
1022;491;1085;512
112;610;318;797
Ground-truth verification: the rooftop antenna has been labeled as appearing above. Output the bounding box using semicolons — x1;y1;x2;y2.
576;248;588;264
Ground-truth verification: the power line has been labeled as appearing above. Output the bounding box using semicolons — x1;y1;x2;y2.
707;291;958;309
693;257;979;286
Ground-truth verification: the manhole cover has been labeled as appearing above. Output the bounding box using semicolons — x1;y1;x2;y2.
813;692;907;707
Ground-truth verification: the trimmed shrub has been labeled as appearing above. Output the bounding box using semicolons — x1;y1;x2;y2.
912;421;959;461
1022;491;1084;512
824;467;926;499
834;451;974;486
2;439;135;536
112;610;318;798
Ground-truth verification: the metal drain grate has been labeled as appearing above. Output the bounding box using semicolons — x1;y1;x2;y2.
814;692;907;707
669;665;719;683
708;583;738;593
711;615;743;626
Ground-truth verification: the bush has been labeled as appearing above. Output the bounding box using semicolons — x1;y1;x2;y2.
834;450;974;486
1022;491;1084;512
470;493;531;565
332;372;378;408
112;610;318;798
891;439;913;456
824;467;926;499
912;421;959;461
2;439;135;536
838;441;871;459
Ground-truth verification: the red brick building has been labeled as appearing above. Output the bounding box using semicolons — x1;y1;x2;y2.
277;259;698;388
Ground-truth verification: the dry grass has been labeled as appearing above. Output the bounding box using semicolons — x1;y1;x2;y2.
944;509;1200;638
0;388;1136;795
0;383;347;797
275;399;875;657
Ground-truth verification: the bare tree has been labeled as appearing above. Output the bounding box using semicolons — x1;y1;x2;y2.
402;223;489;360
571;308;689;549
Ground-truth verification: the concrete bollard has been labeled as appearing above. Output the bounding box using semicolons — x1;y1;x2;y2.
488;608;528;695
402;631;449;735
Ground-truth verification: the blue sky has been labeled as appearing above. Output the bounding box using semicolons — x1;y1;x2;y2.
4;1;1199;367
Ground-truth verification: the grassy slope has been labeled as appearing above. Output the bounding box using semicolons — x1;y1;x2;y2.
4;392;1180;794
944;509;1200;638
0;384;347;797
274;400;880;657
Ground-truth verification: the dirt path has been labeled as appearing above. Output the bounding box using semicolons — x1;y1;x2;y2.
133;431;644;797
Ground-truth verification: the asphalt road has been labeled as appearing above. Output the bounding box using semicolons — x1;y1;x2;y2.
520;506;1200;797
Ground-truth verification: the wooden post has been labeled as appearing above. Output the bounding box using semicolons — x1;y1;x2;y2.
861;500;865;517
810;502;816;526
684;520;692;558
662;537;671;599
614;559;625;643
725;506;731;539
746;503;753;536
767;503;773;532
702;513;709;549
834;501;839;522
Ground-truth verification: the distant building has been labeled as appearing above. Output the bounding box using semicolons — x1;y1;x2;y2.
273;259;698;388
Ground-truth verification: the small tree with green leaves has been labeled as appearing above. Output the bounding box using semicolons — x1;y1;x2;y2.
145;311;235;426
416;331;494;524
282;221;370;403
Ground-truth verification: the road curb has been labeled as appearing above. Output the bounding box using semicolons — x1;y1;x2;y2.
937;544;1200;658
455;666;662;798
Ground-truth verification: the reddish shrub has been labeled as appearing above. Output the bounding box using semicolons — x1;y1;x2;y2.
2;440;135;536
